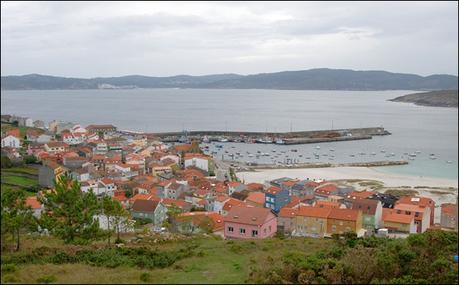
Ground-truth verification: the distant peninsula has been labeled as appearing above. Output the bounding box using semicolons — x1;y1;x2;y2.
1;68;457;91
389;90;458;108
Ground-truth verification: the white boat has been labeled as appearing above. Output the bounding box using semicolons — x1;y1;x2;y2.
446;161;453;164
415;150;421;154
315;146;321;149
330;148;335;152
390;153;395;156
371;152;376;155
248;154;254;157
409;153;416;157
275;139;285;144
219;138;228;142
381;150;386;153
430;156;437;160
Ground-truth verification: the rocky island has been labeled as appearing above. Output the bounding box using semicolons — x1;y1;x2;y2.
389;90;458;108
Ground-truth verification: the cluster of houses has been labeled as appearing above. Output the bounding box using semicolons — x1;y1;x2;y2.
2;115;457;239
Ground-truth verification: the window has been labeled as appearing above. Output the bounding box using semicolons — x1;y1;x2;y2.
332;225;337;232
240;228;246;234
269;226;272;232
252;230;258;237
228;227;234;232
415;212;419;217
339;221;343;226
264;228;267;234
406;211;411;215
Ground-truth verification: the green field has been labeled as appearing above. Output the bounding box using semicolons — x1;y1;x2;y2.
0;235;331;284
1;165;40;195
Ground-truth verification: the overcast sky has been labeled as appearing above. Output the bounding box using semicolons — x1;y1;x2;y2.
1;1;458;77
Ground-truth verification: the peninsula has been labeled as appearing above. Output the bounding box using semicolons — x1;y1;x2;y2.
389;90;458;108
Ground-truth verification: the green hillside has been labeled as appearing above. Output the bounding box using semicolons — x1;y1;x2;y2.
1;231;457;284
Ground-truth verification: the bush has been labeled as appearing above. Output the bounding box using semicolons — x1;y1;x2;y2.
36;275;57;284
1;264;17;273
140;272;151;282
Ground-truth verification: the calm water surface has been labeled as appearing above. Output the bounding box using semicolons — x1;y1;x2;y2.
1;89;457;180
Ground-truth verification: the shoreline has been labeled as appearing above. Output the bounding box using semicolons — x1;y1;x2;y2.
236;166;458;188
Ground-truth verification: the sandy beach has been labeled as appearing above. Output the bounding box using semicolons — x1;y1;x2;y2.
236;166;458;188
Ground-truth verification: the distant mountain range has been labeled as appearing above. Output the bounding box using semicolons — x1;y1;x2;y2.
389;90;458;108
1;68;457;90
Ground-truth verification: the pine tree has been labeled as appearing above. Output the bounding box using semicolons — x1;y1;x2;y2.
1;188;35;251
39;174;102;244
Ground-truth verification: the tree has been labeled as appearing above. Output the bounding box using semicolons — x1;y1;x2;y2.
1;188;35;251
39;174;102;244
23;155;38;164
1;155;13;168
100;196;130;246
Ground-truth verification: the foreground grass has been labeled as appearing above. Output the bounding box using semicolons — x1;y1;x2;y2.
1;235;332;284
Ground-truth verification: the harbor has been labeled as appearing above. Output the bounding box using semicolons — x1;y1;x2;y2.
128;126;391;144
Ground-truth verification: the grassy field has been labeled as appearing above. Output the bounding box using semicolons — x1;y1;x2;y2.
1;165;40;196
1;235;332;284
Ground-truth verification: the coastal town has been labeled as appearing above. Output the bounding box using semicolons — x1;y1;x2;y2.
1;114;457;240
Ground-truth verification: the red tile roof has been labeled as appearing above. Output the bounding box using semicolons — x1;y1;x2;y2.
222;198;246;211
246;183;264;191
245;192;265;205
296;206;331;219
441;203;458;217
382;208;414;224
224;206;274;226
346;191;375;200
26;196;42;209
176;212;224;232
266;186;282;195
279;207;298;218
328;208;360;221
315;200;341;209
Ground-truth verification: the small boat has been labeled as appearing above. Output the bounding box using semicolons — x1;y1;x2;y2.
390;153;395;156
408;157;415;160
322;153;328;156
381;150;386;153
275;139;285;145
315;146;321;149
257;150;261;153
350;154;355;157
329;148;335;152
248;154;254;157
272;150;276;152
219;138;228;142
306;157;311;159
446;161;453;164
430;156;437;160
409;153;416;157
291;149;298;152
415;150;421;154
371;152;376;155
299;154;303;157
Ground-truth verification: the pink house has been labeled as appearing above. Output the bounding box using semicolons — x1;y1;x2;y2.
223;206;277;239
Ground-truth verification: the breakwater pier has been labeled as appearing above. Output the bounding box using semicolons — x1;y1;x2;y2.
125;127;391;145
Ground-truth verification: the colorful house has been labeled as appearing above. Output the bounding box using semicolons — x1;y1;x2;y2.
347;198;382;230
293;206;331;238
326;208;363;236
131;199;168;226
277;207;298;235
440;203;458;230
381;208;417;234
224;206;277;239
265;186;290;213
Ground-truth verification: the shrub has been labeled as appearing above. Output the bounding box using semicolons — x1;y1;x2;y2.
140;272;151;282
36;275;57;284
1;264;17;273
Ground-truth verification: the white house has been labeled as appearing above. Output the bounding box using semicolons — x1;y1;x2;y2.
93;214;135;233
183;153;210;172
1;135;21;148
24;118;34;127
212;196;230;215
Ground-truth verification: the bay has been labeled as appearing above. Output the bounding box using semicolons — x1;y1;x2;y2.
1;89;457;180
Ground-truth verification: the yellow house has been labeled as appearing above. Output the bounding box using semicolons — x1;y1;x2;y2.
326;208;363;236
293;207;332;238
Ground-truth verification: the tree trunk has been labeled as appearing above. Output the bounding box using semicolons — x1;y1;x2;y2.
107;215;111;247
15;228;20;251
